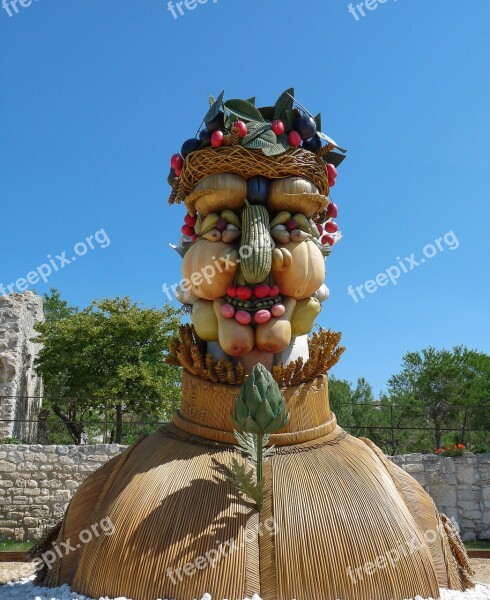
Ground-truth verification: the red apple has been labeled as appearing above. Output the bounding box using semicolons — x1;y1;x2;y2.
327;202;338;218
288;131;302;147
237;286;253;301
234;121;247;138
325;221;338;233
171;154;183;171
184;214;197;227
211;131;224;148
254;284;270;299
181;224;194;237
271;120;285;135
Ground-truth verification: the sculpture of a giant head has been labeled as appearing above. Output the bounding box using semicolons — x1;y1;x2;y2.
168;90;346;369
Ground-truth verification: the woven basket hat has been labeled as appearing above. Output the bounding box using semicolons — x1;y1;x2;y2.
169;145;331;208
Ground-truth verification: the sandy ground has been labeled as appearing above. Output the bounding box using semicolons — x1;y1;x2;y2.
1;559;489;587
0;562;34;586
473;560;490;585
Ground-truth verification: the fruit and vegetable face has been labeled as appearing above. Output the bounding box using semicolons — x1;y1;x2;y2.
175;173;340;359
168;90;346;362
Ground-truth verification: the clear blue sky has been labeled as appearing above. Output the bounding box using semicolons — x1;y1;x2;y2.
1;0;489;395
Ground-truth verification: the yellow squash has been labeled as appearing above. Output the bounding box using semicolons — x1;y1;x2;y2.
213;299;254;357
255;297;296;353
182;239;239;300
191;299;219;341
194;173;247;215
269;177;326;217
271;240;325;300
290;297;322;337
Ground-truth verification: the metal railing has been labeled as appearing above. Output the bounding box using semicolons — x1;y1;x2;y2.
0;396;488;454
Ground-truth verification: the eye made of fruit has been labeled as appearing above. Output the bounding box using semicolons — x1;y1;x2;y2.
169;90;346;368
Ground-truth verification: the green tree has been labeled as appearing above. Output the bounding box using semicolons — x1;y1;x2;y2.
34;295;182;443
329;376;388;447
42;288;77;323
387;346;490;452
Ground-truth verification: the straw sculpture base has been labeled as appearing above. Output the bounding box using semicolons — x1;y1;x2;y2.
38;378;474;600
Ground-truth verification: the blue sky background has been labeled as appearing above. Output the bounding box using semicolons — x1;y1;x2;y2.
1;0;489;395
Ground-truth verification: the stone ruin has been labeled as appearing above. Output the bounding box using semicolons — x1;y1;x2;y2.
0;291;44;442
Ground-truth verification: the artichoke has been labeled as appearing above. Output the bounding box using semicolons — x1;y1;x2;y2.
232;363;289;434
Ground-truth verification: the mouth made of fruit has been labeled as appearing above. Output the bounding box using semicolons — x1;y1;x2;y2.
224;283;286;325
225;294;283;316
214;297;296;356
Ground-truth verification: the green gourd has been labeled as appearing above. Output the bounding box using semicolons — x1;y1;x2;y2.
240;202;272;284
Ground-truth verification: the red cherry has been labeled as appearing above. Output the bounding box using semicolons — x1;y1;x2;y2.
269;285;280;297
271;120;285;135
327;202;338;218
211;131;224;148
316;223;324;235
288;131;302;147
237;286;253;301
171;154;183;171
326;164;338;179
181;224;194;237
174;167;182;177
328;178;336;188
227;285;238;298
325;221;338;233
234;121;248;138
254;284;270;299
216;218;227;232
286;219;298;232
321;234;335;246
184;214;197;227
191;234;198;243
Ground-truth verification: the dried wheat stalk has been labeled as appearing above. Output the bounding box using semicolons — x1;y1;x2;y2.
167;325;345;386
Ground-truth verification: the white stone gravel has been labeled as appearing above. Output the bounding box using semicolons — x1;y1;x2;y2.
1;577;490;600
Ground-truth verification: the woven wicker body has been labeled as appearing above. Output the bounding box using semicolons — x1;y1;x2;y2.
40;376;473;600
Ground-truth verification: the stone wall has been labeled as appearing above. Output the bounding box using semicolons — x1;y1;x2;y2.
0;445;488;542
390;453;490;541
0;291;44;442
0;443;125;541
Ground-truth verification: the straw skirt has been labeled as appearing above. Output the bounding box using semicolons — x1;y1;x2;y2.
41;423;473;600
